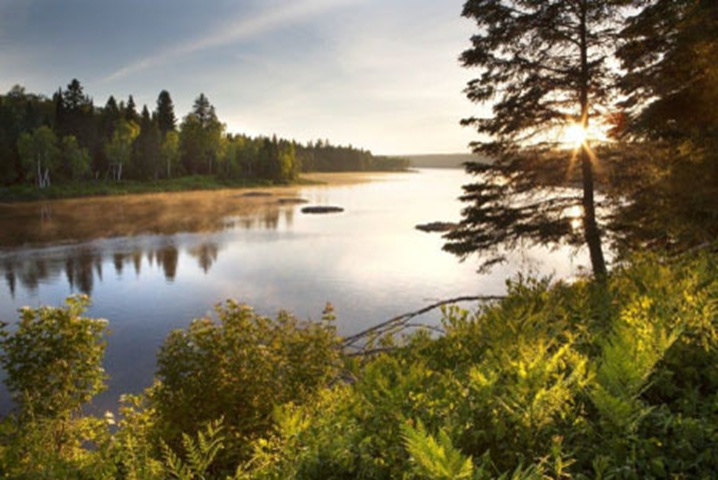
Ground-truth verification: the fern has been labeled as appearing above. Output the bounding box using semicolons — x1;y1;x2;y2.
402;421;474;480
590;294;682;431
162;418;225;480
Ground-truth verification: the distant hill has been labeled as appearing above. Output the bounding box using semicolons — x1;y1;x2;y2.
399;153;491;169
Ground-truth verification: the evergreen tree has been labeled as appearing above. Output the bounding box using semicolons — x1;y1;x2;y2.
608;0;718;252
155;90;176;135
445;0;632;277
124;95;139;124
132;106;161;180
56;79;96;152
179;93;223;175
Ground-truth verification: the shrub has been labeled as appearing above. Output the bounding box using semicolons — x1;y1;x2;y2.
151;300;342;471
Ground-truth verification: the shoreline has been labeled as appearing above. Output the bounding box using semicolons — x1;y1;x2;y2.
0;171;395;250
0;170;403;205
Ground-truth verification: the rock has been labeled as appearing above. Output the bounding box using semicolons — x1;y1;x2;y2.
415;221;458;233
301;206;344;214
239;191;273;197
278;197;309;205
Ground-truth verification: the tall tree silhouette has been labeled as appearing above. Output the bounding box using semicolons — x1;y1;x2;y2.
446;0;631;277
155;90;177;135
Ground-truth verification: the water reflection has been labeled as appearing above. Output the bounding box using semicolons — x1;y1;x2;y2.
0;188;297;249
0;188;302;295
2;234;268;298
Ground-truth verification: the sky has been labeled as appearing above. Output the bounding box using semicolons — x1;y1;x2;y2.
0;0;481;156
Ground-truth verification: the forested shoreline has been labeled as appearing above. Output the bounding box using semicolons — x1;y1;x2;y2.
0;81;408;198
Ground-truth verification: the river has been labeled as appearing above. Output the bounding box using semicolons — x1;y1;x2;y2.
0;168;589;412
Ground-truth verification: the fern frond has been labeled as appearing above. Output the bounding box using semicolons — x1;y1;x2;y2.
402;421;474;480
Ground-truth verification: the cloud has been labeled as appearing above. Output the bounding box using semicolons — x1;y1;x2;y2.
101;0;359;83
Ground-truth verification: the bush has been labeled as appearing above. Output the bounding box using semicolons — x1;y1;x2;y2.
0;295;109;477
151;300;342;471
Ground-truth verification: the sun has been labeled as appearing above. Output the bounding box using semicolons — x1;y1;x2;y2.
562;123;588;148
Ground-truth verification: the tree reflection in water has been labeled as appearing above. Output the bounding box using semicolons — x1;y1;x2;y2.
0;189;296;298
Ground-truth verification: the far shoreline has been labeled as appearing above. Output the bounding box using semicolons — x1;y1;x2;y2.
0;170;404;205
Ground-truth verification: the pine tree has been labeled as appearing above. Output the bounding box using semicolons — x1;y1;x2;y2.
609;0;718;252
125;95;139;124
445;0;632;277
132;105;161;180
180;93;223;175
57;79;96;151
155;90;177;135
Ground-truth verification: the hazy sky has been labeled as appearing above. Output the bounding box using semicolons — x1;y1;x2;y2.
0;0;481;155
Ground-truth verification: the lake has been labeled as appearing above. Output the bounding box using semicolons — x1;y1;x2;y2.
0;168;589;413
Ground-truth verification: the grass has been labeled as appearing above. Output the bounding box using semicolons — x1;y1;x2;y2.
0;175;323;203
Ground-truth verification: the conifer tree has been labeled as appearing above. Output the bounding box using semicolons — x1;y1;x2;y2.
124;95;139;124
132;105;161;180
180;93;223;175
155;90;177;135
608;0;718;251
445;1;632;277
56;79;96;151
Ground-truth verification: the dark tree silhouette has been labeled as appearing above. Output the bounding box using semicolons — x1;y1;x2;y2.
445;0;632;277
155;90;177;135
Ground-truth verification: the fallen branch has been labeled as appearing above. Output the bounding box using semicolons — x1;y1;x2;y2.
342;294;504;351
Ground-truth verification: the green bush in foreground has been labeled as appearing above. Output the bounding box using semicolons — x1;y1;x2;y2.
151;301;342;471
0;295;109;477
0;253;717;478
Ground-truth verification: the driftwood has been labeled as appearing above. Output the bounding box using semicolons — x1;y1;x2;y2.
342;294;505;356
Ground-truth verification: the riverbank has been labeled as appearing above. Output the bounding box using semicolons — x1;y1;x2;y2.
0;175;308;203
0;171;399;203
0;171;389;248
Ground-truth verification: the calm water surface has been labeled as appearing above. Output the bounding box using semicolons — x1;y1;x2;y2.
0;169;589;412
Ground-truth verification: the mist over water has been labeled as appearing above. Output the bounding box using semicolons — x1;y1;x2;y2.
0;169;590;412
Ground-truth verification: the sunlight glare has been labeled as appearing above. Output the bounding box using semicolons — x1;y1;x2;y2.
565;205;583;231
563;123;588;148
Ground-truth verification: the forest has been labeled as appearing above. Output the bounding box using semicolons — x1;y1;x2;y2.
0;0;717;478
0;81;408;194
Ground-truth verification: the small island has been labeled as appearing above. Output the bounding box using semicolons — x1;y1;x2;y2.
415;221;458;233
301;205;344;214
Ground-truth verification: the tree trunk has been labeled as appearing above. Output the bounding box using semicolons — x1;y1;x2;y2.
578;1;607;279
580;148;607;277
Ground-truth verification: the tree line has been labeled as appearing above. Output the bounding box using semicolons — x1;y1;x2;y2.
0;81;408;188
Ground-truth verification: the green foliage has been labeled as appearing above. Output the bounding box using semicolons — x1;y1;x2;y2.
161;130;181;179
237;253;718;479
0;294;108;419
162;419;225;480
180;93;224;175
61;134;91;180
105;118;140;181
0;295;110;478
402;421;474;480
152;300;342;470
17;125;60;188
